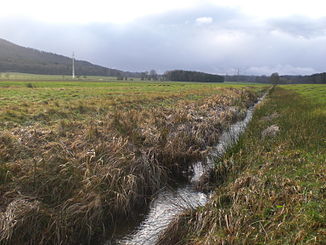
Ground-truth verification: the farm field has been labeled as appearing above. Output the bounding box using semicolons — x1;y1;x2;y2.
0;80;267;244
0;72;122;82
0;80;265;129
159;85;326;244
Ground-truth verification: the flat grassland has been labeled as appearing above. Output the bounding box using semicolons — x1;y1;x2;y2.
0;80;265;129
0;72;122;81
0;80;266;244
159;84;326;244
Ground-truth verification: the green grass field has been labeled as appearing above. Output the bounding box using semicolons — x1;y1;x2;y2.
0;72;122;81
158;84;326;244
0;80;265;129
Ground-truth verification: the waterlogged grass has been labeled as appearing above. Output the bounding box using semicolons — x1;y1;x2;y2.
159;85;326;244
0;80;266;244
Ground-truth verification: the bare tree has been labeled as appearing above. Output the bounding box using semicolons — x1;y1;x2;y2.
270;72;280;85
149;70;158;80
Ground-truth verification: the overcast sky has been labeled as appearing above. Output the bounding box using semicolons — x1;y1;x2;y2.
1;0;326;75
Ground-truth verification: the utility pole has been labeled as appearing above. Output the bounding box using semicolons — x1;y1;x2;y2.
234;68;240;82
72;52;75;79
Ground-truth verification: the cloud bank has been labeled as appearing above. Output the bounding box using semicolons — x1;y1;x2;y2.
1;3;326;75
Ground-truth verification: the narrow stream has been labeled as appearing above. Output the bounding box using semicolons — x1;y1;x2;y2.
107;93;267;245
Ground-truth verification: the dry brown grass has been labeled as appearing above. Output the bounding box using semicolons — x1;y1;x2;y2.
0;87;260;244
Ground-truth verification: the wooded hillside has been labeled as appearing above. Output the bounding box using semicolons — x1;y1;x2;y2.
0;38;137;77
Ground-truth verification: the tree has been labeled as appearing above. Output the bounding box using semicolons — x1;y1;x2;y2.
140;72;145;80
149;70;158;80
116;72;123;80
140;71;149;80
270;72;280;84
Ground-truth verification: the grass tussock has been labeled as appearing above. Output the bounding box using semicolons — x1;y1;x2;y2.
0;86;262;244
158;86;326;245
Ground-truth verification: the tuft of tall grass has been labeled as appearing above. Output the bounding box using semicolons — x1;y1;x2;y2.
25;83;35;88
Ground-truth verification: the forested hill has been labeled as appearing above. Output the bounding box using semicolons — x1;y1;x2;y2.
0;38;136;77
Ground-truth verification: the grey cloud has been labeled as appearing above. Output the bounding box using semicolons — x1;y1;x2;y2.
269;16;326;38
247;65;318;76
0;4;325;75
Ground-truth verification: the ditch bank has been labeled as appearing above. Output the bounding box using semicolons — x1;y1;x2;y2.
156;86;326;245
107;90;269;245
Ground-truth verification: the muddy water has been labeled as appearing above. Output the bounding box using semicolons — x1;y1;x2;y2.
107;94;267;245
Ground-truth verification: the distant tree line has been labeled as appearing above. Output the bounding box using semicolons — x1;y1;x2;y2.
301;72;326;84
164;70;224;83
225;75;271;83
138;70;158;80
310;73;326;83
225;73;326;84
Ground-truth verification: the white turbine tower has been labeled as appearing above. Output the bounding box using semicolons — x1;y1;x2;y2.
72;52;75;79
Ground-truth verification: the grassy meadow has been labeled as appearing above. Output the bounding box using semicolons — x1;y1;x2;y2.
0;79;266;129
159;85;326;244
0;72;121;82
0;78;267;244
0;80;265;129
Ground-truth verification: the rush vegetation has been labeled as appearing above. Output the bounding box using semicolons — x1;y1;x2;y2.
0;80;266;244
158;85;326;244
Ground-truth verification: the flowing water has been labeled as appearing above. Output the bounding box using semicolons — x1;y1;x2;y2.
107;93;267;245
